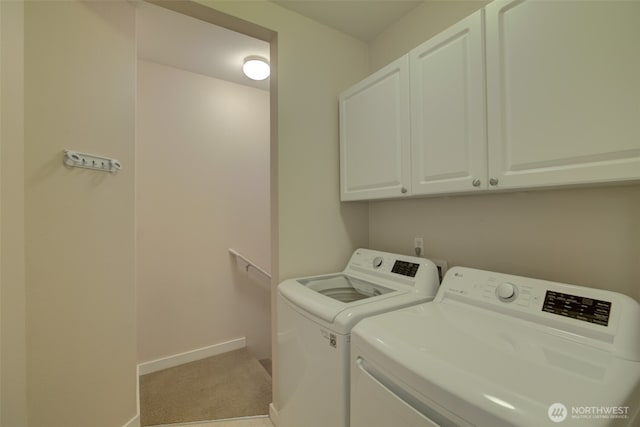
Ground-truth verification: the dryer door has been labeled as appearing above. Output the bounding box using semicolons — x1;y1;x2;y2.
351;357;473;427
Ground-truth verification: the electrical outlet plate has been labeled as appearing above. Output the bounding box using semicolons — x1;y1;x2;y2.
414;237;424;256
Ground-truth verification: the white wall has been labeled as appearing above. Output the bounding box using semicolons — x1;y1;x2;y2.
3;1;370;422
136;60;271;363
1;1;28;426
368;1;640;301
369;1;490;71
370;186;640;301
198;1;371;280
23;2;137;426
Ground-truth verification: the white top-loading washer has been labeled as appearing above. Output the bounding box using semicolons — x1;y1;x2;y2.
276;248;440;427
351;266;640;427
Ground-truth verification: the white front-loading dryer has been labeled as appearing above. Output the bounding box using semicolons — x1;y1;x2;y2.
276;248;441;427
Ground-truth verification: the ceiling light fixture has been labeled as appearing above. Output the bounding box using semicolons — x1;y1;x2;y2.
242;56;270;81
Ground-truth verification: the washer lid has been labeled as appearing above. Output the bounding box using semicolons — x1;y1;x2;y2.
298;274;394;303
352;303;640;427
279;274;403;324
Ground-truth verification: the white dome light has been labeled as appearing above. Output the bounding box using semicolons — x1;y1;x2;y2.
242;57;270;81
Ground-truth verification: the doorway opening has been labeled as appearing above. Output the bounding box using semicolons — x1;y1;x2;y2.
134;2;277;425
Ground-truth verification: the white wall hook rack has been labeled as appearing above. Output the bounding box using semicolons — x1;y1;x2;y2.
63;150;122;174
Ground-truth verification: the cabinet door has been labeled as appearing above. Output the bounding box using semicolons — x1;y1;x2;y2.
339;56;411;201
486;0;640;190
410;10;487;195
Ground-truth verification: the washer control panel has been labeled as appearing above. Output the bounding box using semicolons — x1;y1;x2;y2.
390;260;420;278
344;248;440;294
370;256;420;278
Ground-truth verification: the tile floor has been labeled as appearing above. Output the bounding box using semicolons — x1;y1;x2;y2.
154;416;274;427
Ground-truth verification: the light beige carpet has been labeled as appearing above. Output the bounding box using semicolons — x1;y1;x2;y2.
140;348;272;426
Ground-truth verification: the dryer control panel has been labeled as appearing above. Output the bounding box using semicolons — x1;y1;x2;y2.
542;290;611;326
437;266;640;361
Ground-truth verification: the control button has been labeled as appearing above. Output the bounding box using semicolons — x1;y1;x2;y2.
372;256;383;268
496;282;517;302
483;283;497;299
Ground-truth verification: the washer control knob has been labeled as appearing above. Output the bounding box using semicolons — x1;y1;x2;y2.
372;256;383;268
496;282;516;301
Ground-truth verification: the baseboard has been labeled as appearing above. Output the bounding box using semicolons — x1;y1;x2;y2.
269;403;279;427
123;364;141;427
122;414;140;427
138;337;246;375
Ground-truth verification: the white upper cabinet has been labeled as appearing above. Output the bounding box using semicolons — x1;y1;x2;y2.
339;0;640;201
339;56;411;201
410;10;487;195
485;0;640;190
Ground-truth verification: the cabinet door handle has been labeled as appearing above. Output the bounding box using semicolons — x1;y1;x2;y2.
472;179;481;187
401;187;408;194
489;177;499;186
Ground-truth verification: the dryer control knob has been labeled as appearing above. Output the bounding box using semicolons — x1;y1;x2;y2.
496;282;516;301
373;256;383;268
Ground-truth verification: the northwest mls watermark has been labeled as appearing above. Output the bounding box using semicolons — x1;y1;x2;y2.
548;403;630;423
